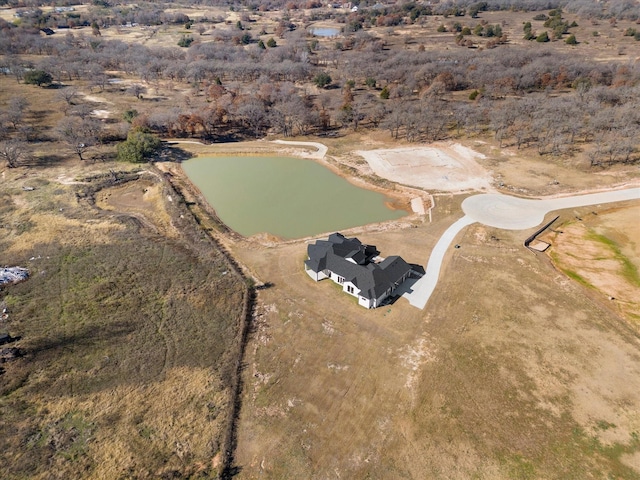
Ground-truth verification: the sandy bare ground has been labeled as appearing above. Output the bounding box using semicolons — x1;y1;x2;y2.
271;139;328;159
356;142;493;192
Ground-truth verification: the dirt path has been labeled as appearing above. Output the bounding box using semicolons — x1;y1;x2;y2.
271;139;328;159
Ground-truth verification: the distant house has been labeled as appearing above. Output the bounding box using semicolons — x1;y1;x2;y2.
305;233;419;308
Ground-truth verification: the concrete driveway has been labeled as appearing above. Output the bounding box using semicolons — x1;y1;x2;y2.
461;188;640;230
402;187;640;309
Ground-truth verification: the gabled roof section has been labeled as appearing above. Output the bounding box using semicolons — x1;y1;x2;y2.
306;233;414;301
379;256;412;286
308;232;378;266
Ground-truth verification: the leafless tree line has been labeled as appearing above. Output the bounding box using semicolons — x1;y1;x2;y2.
1;4;639;167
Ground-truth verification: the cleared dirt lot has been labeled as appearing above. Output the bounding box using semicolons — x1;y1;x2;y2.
357;142;493;192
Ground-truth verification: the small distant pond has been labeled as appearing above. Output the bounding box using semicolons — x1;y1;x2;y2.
310;26;341;37
182;156;406;240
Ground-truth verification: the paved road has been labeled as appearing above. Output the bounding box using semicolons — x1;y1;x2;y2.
402;187;640;309
461;188;640;230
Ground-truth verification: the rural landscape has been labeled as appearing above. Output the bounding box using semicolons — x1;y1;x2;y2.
1;0;639;478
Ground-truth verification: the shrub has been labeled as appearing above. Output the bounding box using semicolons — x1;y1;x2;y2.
313;72;332;88
266;37;277;47
565;34;577;45
24;70;52;86
177;35;193;47
123;109;138;123
365;77;376;88
380;86;390;99
469;90;479;100
117;130;162;163
437;24;446;32
536;31;549;42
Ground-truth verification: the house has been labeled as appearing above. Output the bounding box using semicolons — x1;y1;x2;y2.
305;232;419;308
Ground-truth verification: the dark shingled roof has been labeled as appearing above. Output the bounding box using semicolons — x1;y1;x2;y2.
306;233;412;301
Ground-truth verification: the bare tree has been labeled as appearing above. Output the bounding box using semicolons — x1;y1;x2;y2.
6;96;29;130
70;103;94;120
56;117;100;161
56;87;79;106
381;103;405;139
127;84;147;100
237;99;267;137
0;140;28;168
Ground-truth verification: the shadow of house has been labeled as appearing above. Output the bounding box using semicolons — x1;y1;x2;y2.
305;232;421;309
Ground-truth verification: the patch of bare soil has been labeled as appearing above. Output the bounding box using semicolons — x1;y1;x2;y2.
356;142;493;192
96;174;176;238
541;203;640;324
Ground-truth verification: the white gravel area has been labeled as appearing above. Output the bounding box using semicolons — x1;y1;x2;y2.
356;143;492;192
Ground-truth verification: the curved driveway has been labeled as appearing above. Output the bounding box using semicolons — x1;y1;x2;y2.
461;188;640;230
402;187;640;309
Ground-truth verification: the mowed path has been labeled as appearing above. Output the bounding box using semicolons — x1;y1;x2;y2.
402;187;640;309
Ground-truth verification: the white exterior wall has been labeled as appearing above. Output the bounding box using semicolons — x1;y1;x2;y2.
307;263;412;309
359;296;373;308
305;266;318;281
304;265;329;282
342;281;360;299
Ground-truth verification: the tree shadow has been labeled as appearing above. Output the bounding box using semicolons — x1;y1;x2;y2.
24;154;68;167
27;319;136;356
154;145;193;163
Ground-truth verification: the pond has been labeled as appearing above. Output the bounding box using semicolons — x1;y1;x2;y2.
182;156;407;240
309;26;341;37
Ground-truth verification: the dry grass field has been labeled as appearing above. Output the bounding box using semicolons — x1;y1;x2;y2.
231;198;640;479
0;161;247;479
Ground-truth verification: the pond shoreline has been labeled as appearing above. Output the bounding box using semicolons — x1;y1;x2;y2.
160;140;426;244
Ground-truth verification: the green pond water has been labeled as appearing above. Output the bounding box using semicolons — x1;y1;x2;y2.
182;156;406;239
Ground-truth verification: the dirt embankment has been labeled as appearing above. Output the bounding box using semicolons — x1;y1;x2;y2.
540;203;640;324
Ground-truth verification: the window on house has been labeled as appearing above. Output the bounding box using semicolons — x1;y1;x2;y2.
347;285;354;294
337;276;344;284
